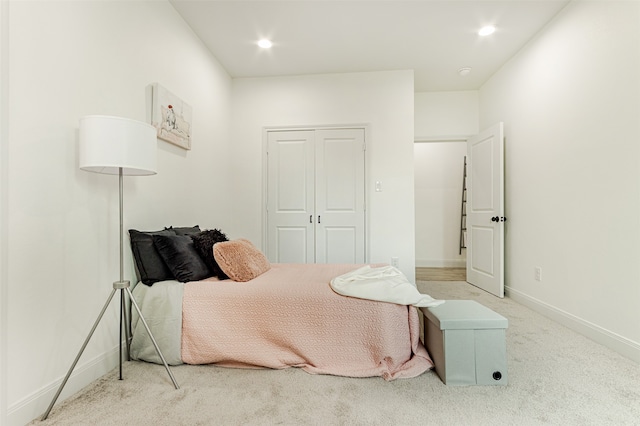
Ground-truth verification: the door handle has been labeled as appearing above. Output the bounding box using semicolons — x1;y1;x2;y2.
491;216;507;222
310;215;312;224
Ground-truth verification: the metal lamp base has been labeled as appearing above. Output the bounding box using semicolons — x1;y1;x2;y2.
41;281;179;420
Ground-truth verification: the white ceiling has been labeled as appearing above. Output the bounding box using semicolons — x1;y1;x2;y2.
170;0;569;92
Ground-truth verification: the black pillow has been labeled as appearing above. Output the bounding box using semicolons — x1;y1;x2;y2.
153;234;211;283
191;229;229;279
165;225;201;236
129;229;176;285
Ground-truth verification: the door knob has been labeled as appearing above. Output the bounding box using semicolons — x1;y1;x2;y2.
491;216;499;222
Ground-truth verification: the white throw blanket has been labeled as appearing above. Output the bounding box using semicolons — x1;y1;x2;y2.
330;265;445;308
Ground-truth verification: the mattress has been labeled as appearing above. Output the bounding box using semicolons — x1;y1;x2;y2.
131;263;434;380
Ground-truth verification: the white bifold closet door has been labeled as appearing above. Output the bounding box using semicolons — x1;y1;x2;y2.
266;128;365;264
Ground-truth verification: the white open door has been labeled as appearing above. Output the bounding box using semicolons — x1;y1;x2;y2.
466;123;505;298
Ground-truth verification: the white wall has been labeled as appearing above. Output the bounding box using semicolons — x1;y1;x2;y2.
231;71;416;281
414;91;479;139
414;91;478;267
480;0;640;361
4;1;233;424
0;0;9;422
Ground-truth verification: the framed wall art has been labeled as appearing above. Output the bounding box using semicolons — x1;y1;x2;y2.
149;83;192;150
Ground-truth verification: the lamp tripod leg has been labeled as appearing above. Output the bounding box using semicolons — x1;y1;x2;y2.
119;290;124;380
122;289;131;362
118;288;133;380
126;287;180;390
41;288;118;421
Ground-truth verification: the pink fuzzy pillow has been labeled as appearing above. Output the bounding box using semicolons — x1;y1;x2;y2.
213;239;271;282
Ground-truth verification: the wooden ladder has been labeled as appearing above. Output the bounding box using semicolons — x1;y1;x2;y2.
459;156;467;255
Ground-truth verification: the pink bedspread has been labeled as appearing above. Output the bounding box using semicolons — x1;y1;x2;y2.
181;263;433;380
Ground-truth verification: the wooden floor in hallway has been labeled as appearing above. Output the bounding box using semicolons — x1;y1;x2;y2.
415;267;466;281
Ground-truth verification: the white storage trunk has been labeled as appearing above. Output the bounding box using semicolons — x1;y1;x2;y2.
421;300;508;386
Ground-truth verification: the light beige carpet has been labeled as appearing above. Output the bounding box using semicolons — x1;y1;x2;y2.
32;281;640;425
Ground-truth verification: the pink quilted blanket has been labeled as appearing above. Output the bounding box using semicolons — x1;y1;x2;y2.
181;263;433;380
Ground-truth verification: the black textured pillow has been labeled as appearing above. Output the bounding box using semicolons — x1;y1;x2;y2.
191;229;229;279
129;229;176;286
153;234;211;282
165;225;201;236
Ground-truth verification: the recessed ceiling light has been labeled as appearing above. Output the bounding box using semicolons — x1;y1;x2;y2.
458;67;472;77
478;25;496;36
257;39;273;49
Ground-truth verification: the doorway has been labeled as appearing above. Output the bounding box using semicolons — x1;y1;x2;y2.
414;140;467;281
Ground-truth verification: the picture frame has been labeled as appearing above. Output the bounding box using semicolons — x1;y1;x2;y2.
149;83;193;150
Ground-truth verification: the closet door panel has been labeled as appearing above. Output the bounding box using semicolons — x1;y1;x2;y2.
319;227;359;264
315;129;365;263
267;130;315;263
274;227;312;263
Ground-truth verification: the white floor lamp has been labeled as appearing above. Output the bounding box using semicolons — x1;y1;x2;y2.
42;115;179;421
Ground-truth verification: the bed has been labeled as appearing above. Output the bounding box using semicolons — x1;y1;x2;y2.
128;227;439;381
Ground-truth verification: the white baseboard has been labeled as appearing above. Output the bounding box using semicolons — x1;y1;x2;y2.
7;345;120;426
506;286;640;364
415;259;466;268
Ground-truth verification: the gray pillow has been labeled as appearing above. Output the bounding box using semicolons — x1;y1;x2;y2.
153;234;211;283
129;229;176;285
165;225;201;236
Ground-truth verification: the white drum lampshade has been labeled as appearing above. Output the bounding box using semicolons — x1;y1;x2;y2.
79;115;157;176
